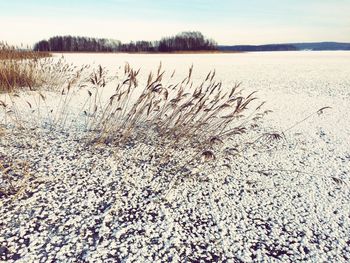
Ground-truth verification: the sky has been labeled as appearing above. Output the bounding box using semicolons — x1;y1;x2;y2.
0;0;349;46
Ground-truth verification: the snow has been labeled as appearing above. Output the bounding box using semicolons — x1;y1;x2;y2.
1;51;350;262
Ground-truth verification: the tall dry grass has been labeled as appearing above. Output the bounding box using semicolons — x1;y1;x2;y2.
82;63;264;153
0;43;50;60
0;42;51;92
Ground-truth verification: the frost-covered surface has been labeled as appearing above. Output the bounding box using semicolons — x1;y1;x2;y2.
1;51;350;262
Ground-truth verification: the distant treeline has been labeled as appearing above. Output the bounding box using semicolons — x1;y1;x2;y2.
33;32;217;52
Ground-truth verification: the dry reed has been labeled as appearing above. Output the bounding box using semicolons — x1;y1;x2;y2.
83;63;263;153
0;43;52;92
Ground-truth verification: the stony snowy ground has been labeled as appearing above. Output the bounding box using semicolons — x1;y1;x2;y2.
1;51;350;262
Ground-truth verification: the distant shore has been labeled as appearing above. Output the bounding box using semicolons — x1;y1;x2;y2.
50;50;243;54
49;49;350;55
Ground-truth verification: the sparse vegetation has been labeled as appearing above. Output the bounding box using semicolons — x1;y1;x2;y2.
2;50;328;166
0;57;264;161
0;58;267;207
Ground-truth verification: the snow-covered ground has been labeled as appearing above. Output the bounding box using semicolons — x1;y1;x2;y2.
1;51;350;262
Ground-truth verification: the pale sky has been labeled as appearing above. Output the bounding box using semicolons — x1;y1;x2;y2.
1;0;349;46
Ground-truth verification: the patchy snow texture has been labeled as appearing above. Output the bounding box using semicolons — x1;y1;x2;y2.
1;51;350;262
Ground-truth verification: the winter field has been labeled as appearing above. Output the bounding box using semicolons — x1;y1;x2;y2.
1;51;350;262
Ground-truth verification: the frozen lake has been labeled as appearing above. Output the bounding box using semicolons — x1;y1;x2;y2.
58;51;350;142
58;51;350;99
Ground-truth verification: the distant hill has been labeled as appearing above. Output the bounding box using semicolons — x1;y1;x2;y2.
290;42;350;51
219;42;350;52
219;44;297;52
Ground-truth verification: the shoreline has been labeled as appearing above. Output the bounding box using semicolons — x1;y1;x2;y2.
50;50;244;55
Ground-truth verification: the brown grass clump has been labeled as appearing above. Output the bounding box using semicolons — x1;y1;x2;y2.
0;42;50;60
0;42;51;92
0;60;38;92
84;63;263;151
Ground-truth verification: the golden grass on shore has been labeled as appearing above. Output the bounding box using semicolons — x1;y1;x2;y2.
49;50;243;55
0;43;51;92
0;43;50;60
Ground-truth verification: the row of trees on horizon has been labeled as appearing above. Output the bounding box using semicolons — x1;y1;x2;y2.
33;32;217;52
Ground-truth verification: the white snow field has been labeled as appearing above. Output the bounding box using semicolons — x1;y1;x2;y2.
1;51;350;262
